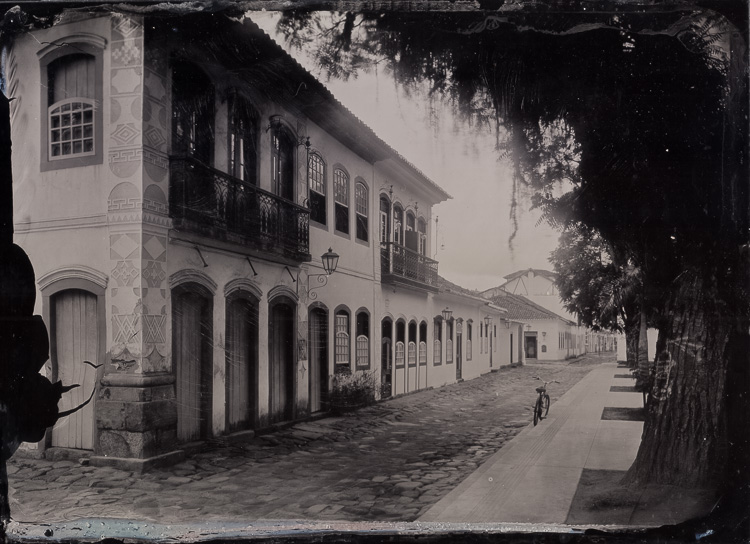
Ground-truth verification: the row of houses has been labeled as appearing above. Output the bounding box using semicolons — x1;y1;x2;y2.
11;9;614;470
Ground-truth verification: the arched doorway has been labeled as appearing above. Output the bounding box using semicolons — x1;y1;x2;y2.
269;297;296;423
49;289;99;450
309;306;329;413
172;285;213;442
225;293;259;432
381;318;393;398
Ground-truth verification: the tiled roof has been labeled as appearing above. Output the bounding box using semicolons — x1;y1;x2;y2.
437;275;482;299
489;290;573;323
245;17;452;203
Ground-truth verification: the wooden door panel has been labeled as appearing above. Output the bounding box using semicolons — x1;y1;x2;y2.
51;290;97;450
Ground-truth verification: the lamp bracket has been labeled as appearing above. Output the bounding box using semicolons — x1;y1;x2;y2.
296;269;329;301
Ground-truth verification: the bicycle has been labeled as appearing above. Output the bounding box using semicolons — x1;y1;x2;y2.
532;376;559;426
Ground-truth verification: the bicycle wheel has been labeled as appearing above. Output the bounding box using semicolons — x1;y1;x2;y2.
533;397;543;426
543;394;550;417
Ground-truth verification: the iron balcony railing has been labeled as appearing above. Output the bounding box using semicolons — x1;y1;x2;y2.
169;156;310;260
380;242;438;290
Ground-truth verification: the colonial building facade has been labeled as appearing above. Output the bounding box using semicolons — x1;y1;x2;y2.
11;10;516;470
481;269;617;360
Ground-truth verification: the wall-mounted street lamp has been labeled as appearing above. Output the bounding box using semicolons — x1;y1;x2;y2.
441;307;453;321
505;319;511;329
266;114;283;133
298;247;339;300
484;315;493;327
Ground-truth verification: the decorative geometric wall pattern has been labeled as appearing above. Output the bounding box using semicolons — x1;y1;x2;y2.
112;260;139;287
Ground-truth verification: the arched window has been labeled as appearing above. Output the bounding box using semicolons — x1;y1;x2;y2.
334;168;349;234
228;94;258;184
335;309;350;371
418;218;427;255
395;320;406;369
379;195;390;245
47;54;96;161
355;181;368;242
356;310;370;370
408;321;417;367
405;211;418;252
308;153;326;225
419;321;427;365
272;128;295;201
172;60;214;165
433;317;442;365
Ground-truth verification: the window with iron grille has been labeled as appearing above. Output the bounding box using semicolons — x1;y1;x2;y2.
355;181;368;241
335;311;350;367
172;60;214;165
308;153;326;224
334;168;349;234
418;218;427;255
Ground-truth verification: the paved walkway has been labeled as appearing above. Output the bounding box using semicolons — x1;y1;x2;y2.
419;362;644;523
6;357;610;527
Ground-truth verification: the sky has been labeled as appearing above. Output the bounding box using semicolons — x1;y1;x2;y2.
252;13;561;292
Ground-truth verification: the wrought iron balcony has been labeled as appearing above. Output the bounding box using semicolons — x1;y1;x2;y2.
380;242;439;291
169;156;310;262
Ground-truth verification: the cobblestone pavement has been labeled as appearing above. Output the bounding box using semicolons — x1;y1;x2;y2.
7;354;615;525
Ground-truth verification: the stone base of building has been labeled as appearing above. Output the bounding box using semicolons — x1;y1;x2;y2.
90;449;185;474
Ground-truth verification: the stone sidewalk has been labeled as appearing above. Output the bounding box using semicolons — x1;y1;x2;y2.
6;354;612;527
419;362;644;523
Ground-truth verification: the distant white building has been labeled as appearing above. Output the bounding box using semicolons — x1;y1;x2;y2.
481;269;617;359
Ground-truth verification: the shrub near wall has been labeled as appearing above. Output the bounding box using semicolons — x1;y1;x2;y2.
328;369;378;414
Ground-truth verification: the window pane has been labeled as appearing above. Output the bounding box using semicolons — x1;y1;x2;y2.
310;191;326;225
309;154;325;194
356;213;367;242
333;169;348;204
335;202;349;234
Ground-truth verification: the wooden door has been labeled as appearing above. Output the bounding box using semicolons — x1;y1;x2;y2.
308;308;328;413
173;289;212;442
456;332;463;380
50;289;98;450
226;296;258;431
525;335;538;359
269;300;295;423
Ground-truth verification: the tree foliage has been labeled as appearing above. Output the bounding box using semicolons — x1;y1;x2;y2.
274;6;749;494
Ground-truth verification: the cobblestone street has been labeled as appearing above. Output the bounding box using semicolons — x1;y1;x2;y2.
7;354;614;525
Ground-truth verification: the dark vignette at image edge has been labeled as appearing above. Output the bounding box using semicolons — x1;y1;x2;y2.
0;0;748;543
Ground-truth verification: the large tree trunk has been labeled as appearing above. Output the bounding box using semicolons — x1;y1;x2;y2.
624;315;639;370
623;271;748;490
634;307;650;390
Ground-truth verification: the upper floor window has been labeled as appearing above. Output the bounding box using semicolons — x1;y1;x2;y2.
379;196;390;245
393;205;403;246
40;41;104;171
308;153;326;225
228;94;258;184
48;54;95;161
418;218;427;255
172;60;214;165
272;128;295;201
355;181;368;242
334;168;349;234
